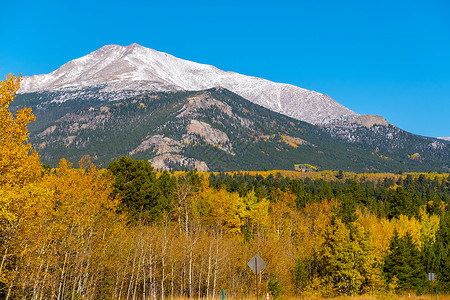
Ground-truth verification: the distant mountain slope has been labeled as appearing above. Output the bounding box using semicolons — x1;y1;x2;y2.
13;88;450;172
322;119;450;169
18;43;358;125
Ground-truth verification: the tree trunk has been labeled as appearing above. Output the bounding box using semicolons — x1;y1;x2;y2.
5;266;17;300
171;262;174;300
126;240;139;300
57;251;69;300
189;246;193;298
0;245;8;278
161;221;168;300
206;241;212;299
118;247;132;300
132;239;144;300
213;236;219;299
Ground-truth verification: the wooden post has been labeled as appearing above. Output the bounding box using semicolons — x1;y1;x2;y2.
255;256;258;300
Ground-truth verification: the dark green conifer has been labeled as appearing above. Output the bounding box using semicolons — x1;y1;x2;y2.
434;210;450;290
383;231;426;293
388;186;414;219
337;193;358;225
107;156;174;222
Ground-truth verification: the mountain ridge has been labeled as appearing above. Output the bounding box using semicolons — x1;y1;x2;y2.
18;43;359;125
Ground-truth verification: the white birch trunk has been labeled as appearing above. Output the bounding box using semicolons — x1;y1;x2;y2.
206;242;212;299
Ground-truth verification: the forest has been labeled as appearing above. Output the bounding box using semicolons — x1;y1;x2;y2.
1;74;450;299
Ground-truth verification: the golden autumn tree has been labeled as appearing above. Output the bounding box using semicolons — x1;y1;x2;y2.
0;75;125;299
0;74;44;298
0;74;41;225
28;158;125;299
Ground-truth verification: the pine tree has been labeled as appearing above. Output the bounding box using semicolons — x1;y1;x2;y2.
107;156;173;222
434;210;450;290
288;179;312;208
336;194;358;225
388;186;414;219
383;231;426;293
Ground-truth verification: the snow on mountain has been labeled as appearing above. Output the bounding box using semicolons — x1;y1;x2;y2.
19;43;359;125
438;137;450;142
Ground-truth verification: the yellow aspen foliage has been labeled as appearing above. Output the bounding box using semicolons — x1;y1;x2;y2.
0;74;41;229
0;74;51;297
0;74;41;187
392;214;422;247
366;216;394;257
225;193;248;235
418;207;440;244
4;157;125;298
0;181;54;292
247;191;270;233
0;75;125;297
40;157;123;241
194;187;234;228
294;200;334;261
269;189;296;239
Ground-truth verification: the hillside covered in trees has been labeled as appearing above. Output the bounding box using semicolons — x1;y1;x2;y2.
13;82;450;173
1;75;450;299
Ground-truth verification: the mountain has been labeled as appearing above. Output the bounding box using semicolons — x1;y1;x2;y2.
438;137;450;142
19;43;358;125
12;43;449;172
12;87;450;172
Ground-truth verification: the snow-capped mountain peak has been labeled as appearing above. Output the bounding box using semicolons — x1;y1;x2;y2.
19;43;359;125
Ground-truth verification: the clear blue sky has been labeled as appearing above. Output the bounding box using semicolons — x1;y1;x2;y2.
1;0;449;137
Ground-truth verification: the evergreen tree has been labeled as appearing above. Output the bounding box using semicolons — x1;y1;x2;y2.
434;210;450;290
317;181;334;202
347;180;365;205
388;186;414;219
289;179;310;208
268;276;282;300
107;156;174;222
421;240;438;290
426;195;443;215
336;193;358;225
383;231;426;293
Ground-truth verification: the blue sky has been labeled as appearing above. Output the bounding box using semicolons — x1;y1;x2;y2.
1;0;449;137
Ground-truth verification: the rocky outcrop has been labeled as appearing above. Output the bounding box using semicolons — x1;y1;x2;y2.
348;115;391;128
187;120;229;145
39;125;57;137
185;120;234;155
150;153;209;171
177;93;233;118
130;135;182;155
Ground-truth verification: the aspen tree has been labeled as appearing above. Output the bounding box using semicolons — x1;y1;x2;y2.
0;74;45;298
